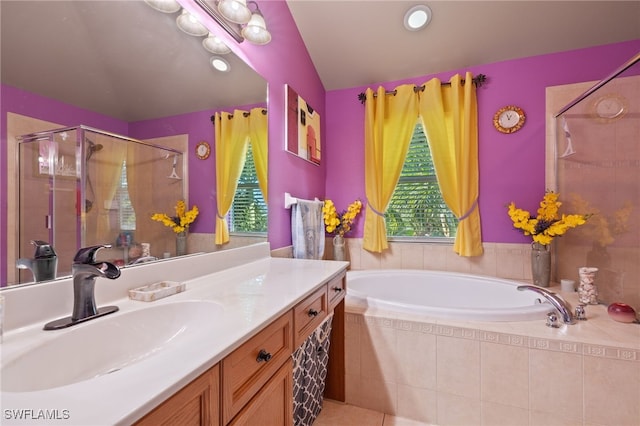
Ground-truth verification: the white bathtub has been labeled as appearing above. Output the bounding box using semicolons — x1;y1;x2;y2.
346;269;552;321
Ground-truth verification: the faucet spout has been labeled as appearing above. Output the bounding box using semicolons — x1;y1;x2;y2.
517;285;575;324
44;245;120;330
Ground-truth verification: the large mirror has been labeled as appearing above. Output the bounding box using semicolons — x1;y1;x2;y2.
1;0;268;287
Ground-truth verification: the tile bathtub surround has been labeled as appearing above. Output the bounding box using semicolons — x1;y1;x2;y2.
344;302;640;426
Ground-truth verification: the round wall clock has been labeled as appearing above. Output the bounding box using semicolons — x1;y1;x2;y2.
493;105;525;134
592;94;627;120
195;141;211;160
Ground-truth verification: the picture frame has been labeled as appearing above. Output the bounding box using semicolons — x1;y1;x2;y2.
285;84;321;165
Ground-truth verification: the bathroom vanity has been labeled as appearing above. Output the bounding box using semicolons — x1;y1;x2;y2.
1;243;348;425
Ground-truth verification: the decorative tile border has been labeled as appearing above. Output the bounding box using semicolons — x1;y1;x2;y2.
346;312;640;363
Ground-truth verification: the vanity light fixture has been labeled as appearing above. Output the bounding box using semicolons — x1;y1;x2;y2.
211;56;231;72
241;3;271;45
143;0;181;13
217;0;252;24
176;9;209;37
203;33;232;54
404;5;432;31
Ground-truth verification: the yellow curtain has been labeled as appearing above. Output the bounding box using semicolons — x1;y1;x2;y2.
92;135;127;242
418;72;483;256
362;85;419;252
248;107;268;203
215;110;250;244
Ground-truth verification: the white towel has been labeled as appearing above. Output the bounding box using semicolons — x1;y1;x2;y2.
291;199;325;259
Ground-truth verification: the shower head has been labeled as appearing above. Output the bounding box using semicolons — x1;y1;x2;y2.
86;140;104;160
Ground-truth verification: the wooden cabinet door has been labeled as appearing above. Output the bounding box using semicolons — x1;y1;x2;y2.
229;360;293;426
135;364;220;426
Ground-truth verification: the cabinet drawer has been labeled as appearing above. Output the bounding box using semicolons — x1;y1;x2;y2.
221;311;293;425
327;273;346;310
293;286;328;348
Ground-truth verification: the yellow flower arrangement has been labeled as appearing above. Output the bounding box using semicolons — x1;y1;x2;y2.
151;200;199;234
322;199;363;236
507;191;588;246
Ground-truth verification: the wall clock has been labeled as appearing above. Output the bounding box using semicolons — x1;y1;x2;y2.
493;105;525;134
592;94;627;120
195;141;211;160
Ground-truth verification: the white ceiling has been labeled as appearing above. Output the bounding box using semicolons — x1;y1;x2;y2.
286;0;640;91
2;1;638;122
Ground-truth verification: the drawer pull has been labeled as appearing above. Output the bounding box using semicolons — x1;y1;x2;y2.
308;309;319;317
256;349;272;363
332;287;343;293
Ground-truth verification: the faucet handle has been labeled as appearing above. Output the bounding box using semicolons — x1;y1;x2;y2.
575;304;587;321
546;311;560;328
73;245;111;264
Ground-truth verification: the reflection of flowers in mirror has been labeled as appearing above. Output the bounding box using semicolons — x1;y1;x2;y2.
569;195;632;247
507;191;589;246
151;200;199;234
322;199;363;236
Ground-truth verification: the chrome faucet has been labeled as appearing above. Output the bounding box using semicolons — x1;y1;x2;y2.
517;285;575;325
44;245;121;330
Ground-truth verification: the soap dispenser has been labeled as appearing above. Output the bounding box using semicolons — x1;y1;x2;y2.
16;240;58;282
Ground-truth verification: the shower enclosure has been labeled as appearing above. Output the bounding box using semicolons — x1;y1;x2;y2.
552;53;639;309
16;125;186;284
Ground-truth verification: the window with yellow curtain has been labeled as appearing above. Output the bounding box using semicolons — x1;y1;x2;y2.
385;119;457;239
228;145;267;233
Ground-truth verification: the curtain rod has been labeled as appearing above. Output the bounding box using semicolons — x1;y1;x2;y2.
357;74;487;104
209;108;268;123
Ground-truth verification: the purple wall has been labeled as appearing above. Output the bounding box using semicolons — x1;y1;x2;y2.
324;40;640;245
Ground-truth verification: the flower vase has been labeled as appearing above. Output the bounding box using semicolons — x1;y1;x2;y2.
531;243;551;287
333;235;346;261
176;232;187;256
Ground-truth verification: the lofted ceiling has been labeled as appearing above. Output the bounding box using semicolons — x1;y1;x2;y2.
2;1;638;122
286;0;640;91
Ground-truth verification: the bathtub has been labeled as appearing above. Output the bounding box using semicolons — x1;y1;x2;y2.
346;269;552;321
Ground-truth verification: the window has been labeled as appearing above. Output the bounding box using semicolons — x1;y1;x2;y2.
385;121;457;239
228;146;267;233
116;161;136;230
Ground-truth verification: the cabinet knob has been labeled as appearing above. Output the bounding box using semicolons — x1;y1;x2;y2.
256;349;272;363
332;287;343;293
308;309;319;317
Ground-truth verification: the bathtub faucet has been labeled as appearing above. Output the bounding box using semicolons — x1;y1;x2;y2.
517;285;575;325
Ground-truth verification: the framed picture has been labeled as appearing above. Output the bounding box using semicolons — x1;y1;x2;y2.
285;85;321;165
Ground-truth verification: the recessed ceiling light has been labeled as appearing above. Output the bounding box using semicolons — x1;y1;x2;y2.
211;56;230;72
404;5;432;31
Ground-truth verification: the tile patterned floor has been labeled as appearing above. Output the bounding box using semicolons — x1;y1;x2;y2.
314;400;433;426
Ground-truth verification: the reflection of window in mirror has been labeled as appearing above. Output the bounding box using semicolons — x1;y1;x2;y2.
229;147;267;233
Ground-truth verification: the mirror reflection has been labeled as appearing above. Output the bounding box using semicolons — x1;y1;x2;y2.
1;0;268;287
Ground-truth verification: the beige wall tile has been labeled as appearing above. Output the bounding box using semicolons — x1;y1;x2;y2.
360;319;398;383
345;314;361;376
436;392;481;426
469;243;497;277
396;384;438;424
400;243;425;269
396;330;437;389
529;349;583;422
481;401;529;426
530;409;583;426
358;376;397;416
583;355;640;426
345;372;362;407
436;335;480;399
480;341;529;409
422;244;449;270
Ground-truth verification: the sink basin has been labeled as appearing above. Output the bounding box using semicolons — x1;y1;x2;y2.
2;300;222;393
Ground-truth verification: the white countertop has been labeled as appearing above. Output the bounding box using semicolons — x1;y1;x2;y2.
0;245;348;425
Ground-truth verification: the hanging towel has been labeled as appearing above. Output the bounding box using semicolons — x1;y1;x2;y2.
291;199;325;259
